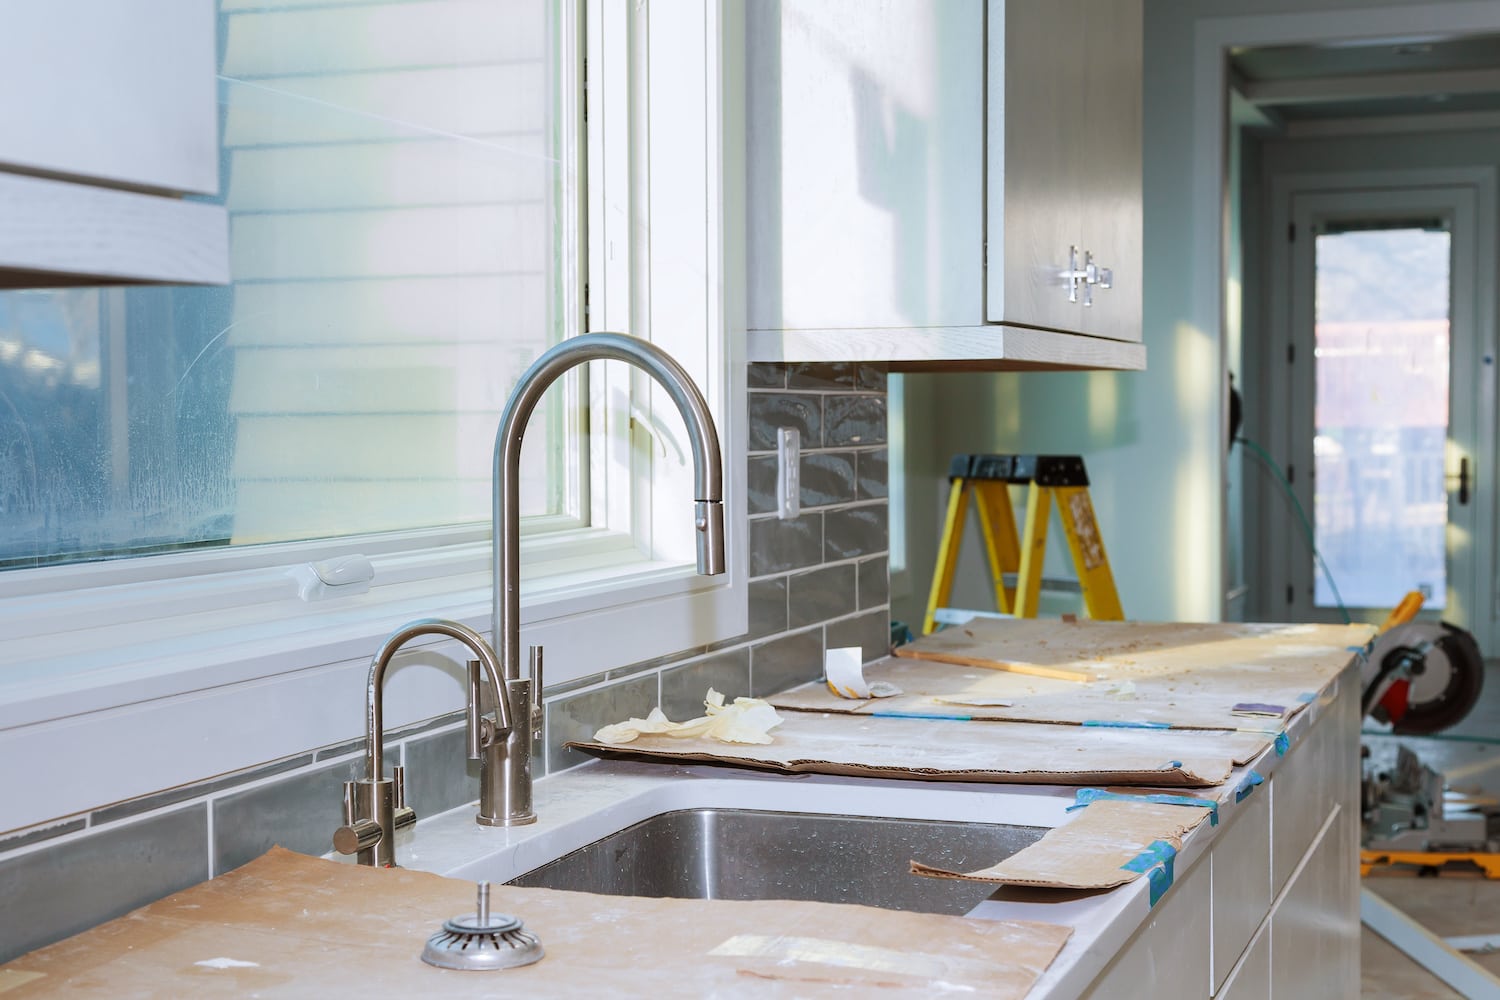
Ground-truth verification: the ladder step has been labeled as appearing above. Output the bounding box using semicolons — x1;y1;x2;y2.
947;453;1091;487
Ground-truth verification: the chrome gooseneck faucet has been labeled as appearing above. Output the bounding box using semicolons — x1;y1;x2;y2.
487;332;727;818
336;333;725;865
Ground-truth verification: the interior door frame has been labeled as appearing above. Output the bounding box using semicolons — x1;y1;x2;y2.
1265;167;1497;647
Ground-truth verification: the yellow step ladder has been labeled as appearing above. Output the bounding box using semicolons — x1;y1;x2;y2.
922;454;1123;635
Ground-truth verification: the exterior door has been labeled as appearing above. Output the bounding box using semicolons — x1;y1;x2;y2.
1279;182;1494;648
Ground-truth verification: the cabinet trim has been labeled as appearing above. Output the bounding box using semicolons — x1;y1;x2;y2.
0;173;229;288
746;323;1146;371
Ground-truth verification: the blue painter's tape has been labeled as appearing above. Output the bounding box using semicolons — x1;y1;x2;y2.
1296;692;1316;703
870;710;972;721
1235;769;1266;803
1081;720;1173;730
1120;839;1177;907
1160;760;1184;770
1274;731;1291;756
1068;787;1219;827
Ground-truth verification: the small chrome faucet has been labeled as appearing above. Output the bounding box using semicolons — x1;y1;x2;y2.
334;617;521;866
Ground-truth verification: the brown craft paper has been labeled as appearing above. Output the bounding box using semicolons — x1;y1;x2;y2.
911;797;1214;890
772;619;1370;740
0;847;1072;999
572;708;1270;787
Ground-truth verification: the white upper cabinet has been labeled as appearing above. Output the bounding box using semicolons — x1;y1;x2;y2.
0;1;229;288
745;0;1143;370
988;0;1141;344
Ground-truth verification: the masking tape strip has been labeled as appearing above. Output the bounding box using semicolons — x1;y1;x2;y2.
1120;839;1177;907
1235;769;1265;803
1069;787;1219;826
708;933;1003;983
1274;731;1291;756
1081;720;1173;730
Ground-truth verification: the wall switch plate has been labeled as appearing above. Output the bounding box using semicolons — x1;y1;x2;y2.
777;427;800;519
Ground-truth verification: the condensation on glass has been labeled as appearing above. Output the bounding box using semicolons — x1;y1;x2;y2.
1313;224;1451;609
0;1;563;569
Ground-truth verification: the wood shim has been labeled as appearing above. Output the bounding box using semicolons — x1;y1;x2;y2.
912;798;1215;890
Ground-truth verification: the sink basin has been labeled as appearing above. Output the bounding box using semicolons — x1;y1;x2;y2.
508;807;1046;916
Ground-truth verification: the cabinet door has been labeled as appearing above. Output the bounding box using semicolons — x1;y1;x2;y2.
0;0;218;196
746;0;985;332
987;0;1142;342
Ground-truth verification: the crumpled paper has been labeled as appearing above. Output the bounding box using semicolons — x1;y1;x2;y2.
594;688;784;746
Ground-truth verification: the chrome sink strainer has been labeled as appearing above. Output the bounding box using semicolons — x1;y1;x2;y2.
421;881;544;971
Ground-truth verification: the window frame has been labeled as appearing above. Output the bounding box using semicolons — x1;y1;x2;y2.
0;0;747;834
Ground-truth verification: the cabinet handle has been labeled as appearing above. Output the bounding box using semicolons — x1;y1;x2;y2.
1062;247;1114;307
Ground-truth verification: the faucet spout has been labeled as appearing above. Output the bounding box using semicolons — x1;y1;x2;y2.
484;332;726;828
493;332;726;683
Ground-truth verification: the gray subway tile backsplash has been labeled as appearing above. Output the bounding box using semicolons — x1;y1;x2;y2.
749;513;823;576
858;556;890;610
91;751;316;828
746;361;786;389
0;804;209;964
824;504;888;561
748;393;822;450
800;452;857;506
660;648;753;720
787;362;856;390
402;724;482;821
746;575;790;639
857;448;889;500
750;628;826;699
212;755;376;877
545;672;659;774
788;563;858;629
826;609;892;665
824;395;886;446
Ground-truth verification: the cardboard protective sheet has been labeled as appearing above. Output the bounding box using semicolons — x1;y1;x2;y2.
772;618;1372;734
0;847;1072;999
912;797;1215;891
572;707;1273;787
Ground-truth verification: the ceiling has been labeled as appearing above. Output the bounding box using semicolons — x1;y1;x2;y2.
1230;31;1500;123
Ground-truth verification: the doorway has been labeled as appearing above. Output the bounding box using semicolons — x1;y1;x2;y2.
1264;172;1497;649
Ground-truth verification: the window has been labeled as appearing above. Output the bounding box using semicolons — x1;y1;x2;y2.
0;2;745;712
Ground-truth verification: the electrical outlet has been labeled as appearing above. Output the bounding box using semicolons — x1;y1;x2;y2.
777;427;800;519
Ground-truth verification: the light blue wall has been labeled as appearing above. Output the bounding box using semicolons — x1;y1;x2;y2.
894;0;1478;629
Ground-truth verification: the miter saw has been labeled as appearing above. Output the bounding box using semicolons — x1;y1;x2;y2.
1359;609;1495;872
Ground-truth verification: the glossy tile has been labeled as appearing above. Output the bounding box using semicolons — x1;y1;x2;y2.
0;805;209;963
545;673;658;774
788;563;858;629
749;513;823;576
661;649;753;720
751;628;824;698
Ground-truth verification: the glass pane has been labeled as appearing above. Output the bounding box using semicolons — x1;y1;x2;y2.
0;1;564;569
1313;226;1450;609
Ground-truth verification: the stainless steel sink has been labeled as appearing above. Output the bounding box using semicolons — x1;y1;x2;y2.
508;807;1046;916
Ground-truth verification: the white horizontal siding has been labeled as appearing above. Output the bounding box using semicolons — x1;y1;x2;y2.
223;0;546;77
222;64;549;146
226;135;549;212
227;275;547;345
230;203;549;280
